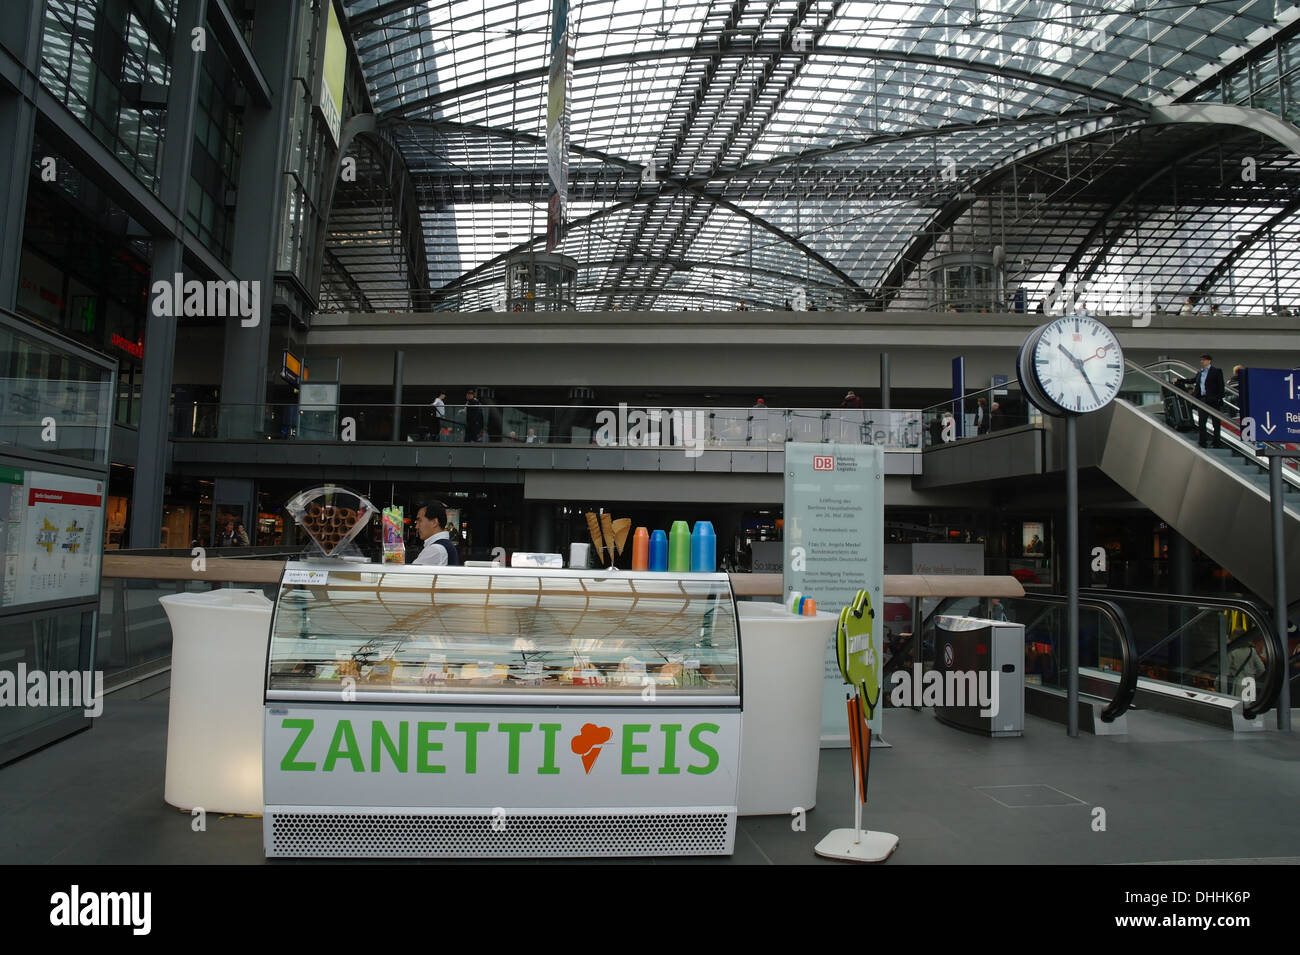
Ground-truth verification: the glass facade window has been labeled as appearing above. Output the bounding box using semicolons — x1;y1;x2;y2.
38;0;177;192
1285;71;1300;124
276;78;330;280
0;322;113;464
185;37;244;265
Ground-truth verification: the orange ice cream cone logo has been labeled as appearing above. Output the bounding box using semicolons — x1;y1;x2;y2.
570;723;612;774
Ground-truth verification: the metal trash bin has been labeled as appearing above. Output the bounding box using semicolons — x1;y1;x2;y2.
933;615;1024;737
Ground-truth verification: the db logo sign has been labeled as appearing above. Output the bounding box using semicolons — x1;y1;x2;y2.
813;455;834;471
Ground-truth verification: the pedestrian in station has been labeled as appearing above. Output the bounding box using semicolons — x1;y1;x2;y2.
431;391;447;441
1178;354;1224;448
465;389;484;442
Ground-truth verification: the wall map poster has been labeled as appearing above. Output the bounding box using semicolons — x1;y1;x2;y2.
0;468;104;608
783;443;884;743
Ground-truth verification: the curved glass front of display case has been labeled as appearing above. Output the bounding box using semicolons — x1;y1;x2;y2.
266;564;740;704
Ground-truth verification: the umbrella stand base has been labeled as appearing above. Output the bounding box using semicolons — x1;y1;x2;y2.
814;828;899;862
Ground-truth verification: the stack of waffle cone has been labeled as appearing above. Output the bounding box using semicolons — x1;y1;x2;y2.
300;502;360;554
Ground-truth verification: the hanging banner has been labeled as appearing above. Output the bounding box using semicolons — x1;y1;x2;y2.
546;0;571;250
318;1;346;146
783;443;885;744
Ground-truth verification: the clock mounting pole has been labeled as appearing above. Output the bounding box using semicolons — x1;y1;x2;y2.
1065;412;1079;737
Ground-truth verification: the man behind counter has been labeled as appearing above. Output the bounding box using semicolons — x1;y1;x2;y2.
411;500;461;566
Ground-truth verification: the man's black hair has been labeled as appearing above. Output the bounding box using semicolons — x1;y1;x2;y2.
415;499;448;530
1201;353;1213;361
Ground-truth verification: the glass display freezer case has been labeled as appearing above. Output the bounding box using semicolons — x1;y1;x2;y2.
262;561;742;858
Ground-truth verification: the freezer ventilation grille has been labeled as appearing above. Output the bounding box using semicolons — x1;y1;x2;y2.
266;809;733;857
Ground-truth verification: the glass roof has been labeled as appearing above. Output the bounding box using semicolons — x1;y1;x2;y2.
333;0;1299;312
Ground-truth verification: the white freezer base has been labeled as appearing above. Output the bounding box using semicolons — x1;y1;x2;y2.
264;805;737;857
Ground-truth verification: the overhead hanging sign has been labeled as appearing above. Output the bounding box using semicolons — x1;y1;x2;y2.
783;443;885;743
318;1;347;146
545;0;571;251
1239;367;1300;443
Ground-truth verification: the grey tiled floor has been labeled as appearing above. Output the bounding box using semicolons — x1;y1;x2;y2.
2;688;1298;864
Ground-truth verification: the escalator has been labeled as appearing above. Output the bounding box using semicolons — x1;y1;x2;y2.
894;593;1139;734
1089;589;1284;729
903;590;1284;733
1083;361;1300;600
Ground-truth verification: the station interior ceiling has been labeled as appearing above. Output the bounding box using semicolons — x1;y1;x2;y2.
323;0;1300;318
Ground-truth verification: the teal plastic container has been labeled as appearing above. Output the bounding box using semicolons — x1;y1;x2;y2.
690;521;716;572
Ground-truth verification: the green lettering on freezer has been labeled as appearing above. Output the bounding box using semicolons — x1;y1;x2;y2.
537;723;561;775
658;723;682;774
687;723;720;775
323;719;364;772
455;722;490;773
416;721;446;773
280;718;315;771
498;723;532;775
621;724;651;775
371;720;407;772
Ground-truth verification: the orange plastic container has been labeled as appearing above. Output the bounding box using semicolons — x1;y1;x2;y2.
631;526;650;571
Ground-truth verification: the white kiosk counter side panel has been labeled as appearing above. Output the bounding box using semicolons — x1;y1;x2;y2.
263;562;741;857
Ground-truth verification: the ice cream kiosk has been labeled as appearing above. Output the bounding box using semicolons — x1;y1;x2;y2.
262;561;743;858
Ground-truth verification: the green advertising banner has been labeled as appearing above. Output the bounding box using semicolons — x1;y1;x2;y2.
783;442;885;742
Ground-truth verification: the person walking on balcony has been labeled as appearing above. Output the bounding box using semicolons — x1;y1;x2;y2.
1179;354;1224;448
975;397;991;434
431;391;447;441
465;389;484;443
840;390;863;409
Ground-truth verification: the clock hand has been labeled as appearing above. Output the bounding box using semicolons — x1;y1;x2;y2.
1076;362;1103;405
1057;343;1084;368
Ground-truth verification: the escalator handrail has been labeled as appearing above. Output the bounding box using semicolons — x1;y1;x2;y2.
1142;359;1240;413
1079;588;1282;719
918;593;1138;722
1123;361;1300;486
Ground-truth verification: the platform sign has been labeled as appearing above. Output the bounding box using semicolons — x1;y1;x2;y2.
783;442;884;744
1239;368;1300;443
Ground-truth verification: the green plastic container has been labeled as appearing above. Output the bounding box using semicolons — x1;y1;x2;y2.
668;520;691;572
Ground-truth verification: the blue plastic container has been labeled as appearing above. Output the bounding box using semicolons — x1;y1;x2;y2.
648;529;669;571
690;520;716;572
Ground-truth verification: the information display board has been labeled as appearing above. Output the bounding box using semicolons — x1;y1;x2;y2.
1239;367;1300;443
0;467;104;608
783;443;885;742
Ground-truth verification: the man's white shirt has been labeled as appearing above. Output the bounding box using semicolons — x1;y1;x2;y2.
413;530;450;565
433;397;446;417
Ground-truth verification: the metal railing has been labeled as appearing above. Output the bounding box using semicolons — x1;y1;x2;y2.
178;402;925;451
98;552;284;689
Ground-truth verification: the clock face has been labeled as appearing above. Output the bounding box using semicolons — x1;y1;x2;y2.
1030;316;1125;415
